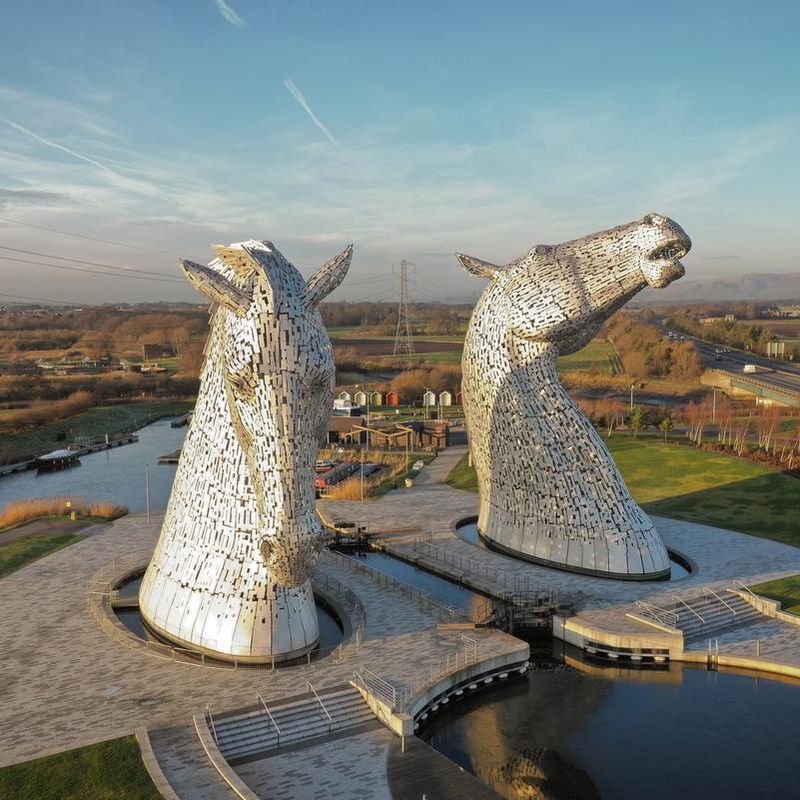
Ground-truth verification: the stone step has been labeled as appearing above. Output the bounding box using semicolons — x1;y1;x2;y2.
216;706;374;747
218;709;377;758
215;696;368;739
213;687;375;761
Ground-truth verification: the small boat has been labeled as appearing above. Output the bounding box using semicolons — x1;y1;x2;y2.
34;448;81;471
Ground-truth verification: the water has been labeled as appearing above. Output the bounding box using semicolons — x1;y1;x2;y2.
421;647;800;800
0;419;186;511
457;520;691;580
358;551;480;610
113;575;343;654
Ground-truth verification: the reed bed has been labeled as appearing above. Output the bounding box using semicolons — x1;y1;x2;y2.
0;496;128;530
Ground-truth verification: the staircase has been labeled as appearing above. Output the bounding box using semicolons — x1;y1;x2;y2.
211;684;376;763
674;591;763;642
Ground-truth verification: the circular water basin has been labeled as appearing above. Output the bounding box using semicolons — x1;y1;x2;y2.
456;519;691;580
112;574;343;665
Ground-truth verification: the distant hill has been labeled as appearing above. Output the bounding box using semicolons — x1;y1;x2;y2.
639;273;800;304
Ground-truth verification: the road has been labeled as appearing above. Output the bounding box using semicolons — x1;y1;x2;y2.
663;330;800;400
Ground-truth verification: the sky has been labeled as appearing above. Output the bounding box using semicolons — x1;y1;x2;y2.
0;0;799;305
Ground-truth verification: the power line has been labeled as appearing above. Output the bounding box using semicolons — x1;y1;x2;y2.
0;290;85;306
0;245;178;278
0;216;179;256
0;255;186;284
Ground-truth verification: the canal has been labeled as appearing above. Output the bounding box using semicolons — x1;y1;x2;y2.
0;419;186;511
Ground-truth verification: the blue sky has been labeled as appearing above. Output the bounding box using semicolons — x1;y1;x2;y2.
1;0;798;304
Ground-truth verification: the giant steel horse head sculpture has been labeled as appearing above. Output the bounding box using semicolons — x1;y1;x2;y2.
140;240;352;662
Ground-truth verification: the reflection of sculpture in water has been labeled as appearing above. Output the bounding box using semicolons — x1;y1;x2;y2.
459;214;691;580
448;666;608;800
139;239;352;662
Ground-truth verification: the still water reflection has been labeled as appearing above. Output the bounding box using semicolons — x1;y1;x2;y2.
421;644;800;800
0;419;186;511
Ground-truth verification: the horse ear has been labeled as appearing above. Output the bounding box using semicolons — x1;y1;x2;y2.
302;244;354;307
455;252;503;279
180;259;252;317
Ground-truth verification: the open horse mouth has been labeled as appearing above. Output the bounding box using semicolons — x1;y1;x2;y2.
647;239;690;264
642;235;691;288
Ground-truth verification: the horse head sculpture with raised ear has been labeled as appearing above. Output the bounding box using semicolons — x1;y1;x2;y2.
458;214;690;580
139;240;352;662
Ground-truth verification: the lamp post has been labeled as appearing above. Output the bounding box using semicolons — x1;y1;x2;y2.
629;383;635;412
144;463;151;524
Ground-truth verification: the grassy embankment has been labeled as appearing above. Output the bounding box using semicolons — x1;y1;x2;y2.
0;399;193;464
748;575;800;615
0;735;160;800
0;497;128;578
447;434;800;547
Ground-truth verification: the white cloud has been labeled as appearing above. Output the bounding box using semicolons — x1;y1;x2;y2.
284;80;337;145
214;0;245;27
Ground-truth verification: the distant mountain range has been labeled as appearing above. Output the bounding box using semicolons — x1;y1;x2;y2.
639;272;800;304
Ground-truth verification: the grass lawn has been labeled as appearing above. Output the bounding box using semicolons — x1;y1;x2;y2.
447;434;800;546
556;339;616;373
0;532;82;578
0;735;160;800
0;399;194;464
748;575;800;615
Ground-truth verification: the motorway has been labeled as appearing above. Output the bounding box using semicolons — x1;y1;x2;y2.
665;331;800;400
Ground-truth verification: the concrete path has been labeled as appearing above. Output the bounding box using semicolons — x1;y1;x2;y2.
0;510;522;769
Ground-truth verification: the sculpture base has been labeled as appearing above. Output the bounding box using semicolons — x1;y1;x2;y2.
140;617;319;664
139;570;321;664
479;528;671;582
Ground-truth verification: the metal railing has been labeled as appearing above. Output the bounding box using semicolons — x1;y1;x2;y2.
88;560;367;671
732;578;760;604
410;538;571;606
257;694;281;745
634;600;679;628
353;636;482;713
306;682;333;730
352;667;400;709
321;549;466;623
703;586;737;617
206;705;218;744
673;595;705;625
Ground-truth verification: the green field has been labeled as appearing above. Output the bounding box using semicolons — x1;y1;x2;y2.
556;339;617;373
749;575;800;615
0;735;160;800
0;400;193;464
0;533;83;578
448;434;800;546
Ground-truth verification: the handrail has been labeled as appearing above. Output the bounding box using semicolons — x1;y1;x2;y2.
634;600;679;628
703;586;736;616
306;682;332;730
673;595;705;625
257;694;281;743
411;538;569;606
733;578;760;603
206;705;218;744
321;549;466;622
353;667;399;708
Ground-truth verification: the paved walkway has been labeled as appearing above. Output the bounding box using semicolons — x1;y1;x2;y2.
0;509;522;770
3;443;800;799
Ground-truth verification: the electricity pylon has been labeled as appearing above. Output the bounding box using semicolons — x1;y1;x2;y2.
393;259;414;356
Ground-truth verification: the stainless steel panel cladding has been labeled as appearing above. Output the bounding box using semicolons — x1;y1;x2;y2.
139;239;352;660
458;214;691;579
